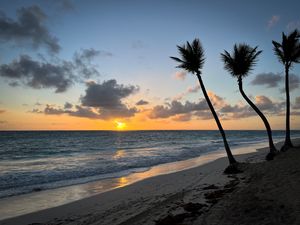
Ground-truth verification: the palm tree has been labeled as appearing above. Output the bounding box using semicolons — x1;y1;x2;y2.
171;39;238;171
221;44;278;160
272;29;300;151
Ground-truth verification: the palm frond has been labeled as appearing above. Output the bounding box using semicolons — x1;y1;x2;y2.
272;41;285;63
170;38;205;75
221;50;236;77
221;43;261;79
273;29;300;66
169;56;183;63
293;42;300;63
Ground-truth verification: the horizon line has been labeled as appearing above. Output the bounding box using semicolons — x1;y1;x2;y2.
1;129;299;132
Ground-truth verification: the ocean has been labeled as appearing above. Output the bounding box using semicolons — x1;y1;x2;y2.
1;130;300;200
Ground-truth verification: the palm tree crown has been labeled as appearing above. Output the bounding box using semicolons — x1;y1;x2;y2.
272;29;300;66
221;44;262;79
170;39;205;74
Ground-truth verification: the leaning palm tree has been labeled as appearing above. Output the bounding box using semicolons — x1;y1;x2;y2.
171;39;238;172
272;30;300;151
221;44;278;160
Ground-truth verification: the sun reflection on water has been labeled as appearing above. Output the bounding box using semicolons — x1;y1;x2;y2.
117;177;129;188
113;150;125;159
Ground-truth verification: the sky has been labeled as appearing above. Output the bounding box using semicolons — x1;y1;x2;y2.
0;0;299;130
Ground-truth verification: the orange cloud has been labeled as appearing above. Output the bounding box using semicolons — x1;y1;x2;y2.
173;71;187;80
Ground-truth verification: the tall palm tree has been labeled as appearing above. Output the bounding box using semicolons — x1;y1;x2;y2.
221;44;278;160
272;29;300;151
171;39;237;169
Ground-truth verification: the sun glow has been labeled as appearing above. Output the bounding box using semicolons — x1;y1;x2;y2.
115;121;126;130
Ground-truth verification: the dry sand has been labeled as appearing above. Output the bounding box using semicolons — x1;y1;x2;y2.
1;139;299;225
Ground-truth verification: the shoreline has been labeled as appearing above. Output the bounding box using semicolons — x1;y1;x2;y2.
0;140;270;221
0;139;288;225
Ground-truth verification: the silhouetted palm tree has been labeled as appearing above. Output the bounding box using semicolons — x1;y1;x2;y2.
221;44;278;160
171;39;237;169
272;29;300;151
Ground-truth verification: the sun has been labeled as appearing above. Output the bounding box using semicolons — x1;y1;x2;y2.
115;121;126;130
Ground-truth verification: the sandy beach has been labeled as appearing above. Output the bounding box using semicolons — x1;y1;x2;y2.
1;138;299;225
1;1;300;224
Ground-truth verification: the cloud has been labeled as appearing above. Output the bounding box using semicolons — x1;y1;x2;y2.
287;21;300;31
35;102;43;106
81;80;139;119
251;73;282;88
267;15;280;29
43;104;101;119
172;113;192;122
8;81;19;87
150;92;229;121
288;75;300;92
149;99;208;119
149;92;286;122
75;48;100;60
208;91;226;108
33;79;140;120
64;102;73;109
174;84;200;100
73;48;102;78
255;95;284;113
251;72;300;92
187;85;200;93
44;104;65;115
291;111;300;116
293;97;300;109
0;109;5;113
30;108;43;113
193;110;218;120
220;96;284;119
0;55;74;93
40;103;137;120
0;48;103;92
69;105;101;118
81;80;138;107
136;99;149;106
75;48;112;60
173;71;187;81
0;6;60;53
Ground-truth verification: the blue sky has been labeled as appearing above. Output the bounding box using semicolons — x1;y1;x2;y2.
0;0;299;130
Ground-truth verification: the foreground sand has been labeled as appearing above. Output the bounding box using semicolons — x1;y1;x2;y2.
1;139;299;225
199;141;300;225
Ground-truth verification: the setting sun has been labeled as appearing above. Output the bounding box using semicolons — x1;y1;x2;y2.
115;121;126;130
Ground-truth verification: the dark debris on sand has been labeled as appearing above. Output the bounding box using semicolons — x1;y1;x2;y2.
155;176;242;225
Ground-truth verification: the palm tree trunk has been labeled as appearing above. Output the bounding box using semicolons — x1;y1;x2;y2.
238;78;277;155
282;64;293;150
196;72;236;164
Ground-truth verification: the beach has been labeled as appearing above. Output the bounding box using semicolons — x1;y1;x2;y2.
1;1;300;224
1;138;299;225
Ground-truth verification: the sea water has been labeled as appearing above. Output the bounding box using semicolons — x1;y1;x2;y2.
1;130;299;199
